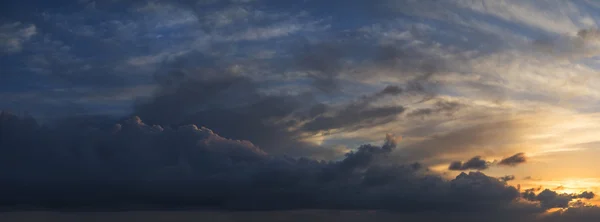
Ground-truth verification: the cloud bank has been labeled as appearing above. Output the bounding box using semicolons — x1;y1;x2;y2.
0;111;597;222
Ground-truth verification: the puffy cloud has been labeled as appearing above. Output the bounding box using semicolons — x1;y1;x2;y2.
578;191;596;200
133;70;332;158
0;112;534;212
134;63;405;158
522;189;595;210
499;153;527;166
5;112;591;222
449;153;529;172
448;156;490;171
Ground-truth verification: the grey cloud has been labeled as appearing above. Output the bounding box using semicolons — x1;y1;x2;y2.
300;86;405;133
2;0;465;126
378;85;403;96
499;153;527;167
130;46;411;159
0;210;543;222
0;22;36;53
577;191;596;200
0;112;532;212
522;189;595;210
133;70;334;158
533;28;600;59
293;41;349;93
499;175;516;182
394;119;529;164
448;153;528;172
3;208;600;222
301;106;405;133
407;100;464;119
523;176;542;181
448;156;490;171
540;206;600;222
339;133;398;171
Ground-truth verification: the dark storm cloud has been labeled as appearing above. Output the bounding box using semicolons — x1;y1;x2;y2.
132;57;406;158
522;189;595;210
0;112;534;213
448;156;490;171
540;205;600;222
578;191;596;199
3;112;590;222
4;208;600;222
132;70;331;158
499;153;527;166
0;210;558;222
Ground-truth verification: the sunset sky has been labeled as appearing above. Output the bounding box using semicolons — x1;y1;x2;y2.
3;0;600;221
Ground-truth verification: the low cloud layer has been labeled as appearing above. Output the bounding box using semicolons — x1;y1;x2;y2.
523;189;595;210
0;111;586;218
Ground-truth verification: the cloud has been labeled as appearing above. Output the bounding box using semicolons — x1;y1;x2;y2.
499;153;527;166
132;70;337;158
407;100;464;119
448;156;490;171
533;28;600;59
500;175;516;182
393;118;532;164
0;112;536;213
2;1;600;219
4;208;600;222
578;191;596;200
540;205;600;222
0;109;599;221
294;41;346;93
0;22;36;53
522;189;595;210
132;56;406;159
300;86;406;133
448;153;529;172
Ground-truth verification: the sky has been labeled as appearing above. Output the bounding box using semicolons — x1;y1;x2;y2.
3;0;600;221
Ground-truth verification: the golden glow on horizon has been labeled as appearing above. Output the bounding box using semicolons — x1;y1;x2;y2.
315;110;600;207
515;178;600;194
